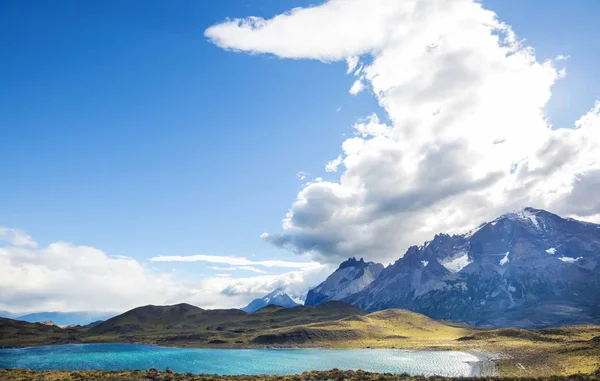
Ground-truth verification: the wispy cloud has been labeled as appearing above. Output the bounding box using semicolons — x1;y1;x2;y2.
325;155;343;172
237;266;267;273
210;265;266;273
349;79;365;95
149;253;315;269
0;226;37;248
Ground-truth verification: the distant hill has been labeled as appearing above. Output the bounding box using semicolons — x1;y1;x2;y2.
85;303;210;335
15;311;115;326
241;289;299;312
84;301;365;346
0;317;82;347
0;301;367;348
82;320;104;328
0;310;20;319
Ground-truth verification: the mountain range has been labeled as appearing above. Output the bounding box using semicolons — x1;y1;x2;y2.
241;289;299;312
12;312;114;326
308;208;600;328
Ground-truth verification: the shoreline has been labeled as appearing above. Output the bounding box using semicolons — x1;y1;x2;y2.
466;349;500;377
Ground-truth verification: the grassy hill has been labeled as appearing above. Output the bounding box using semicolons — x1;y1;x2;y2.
457;325;600;377
251;309;470;347
83;301;366;346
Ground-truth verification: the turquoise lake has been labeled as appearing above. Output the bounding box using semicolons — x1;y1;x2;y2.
0;344;482;376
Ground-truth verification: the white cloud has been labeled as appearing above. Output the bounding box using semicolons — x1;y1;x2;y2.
346;56;359;74
219;263;333;302
297;171;308;180
210;266;237;271
0;227;37;248
349;79;365;95
237;265;267;273
0;238;176;313
210;265;267;274
325;155;343;172
207;0;600;265
149;253;315;268
0;227;330;312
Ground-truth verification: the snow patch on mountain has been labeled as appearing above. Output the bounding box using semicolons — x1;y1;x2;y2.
499;252;510;265
465;223;486;239
559;256;582;263
440;252;471;273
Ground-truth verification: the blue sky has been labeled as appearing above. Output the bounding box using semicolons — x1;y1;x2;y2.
1;1;370;273
1;0;599;312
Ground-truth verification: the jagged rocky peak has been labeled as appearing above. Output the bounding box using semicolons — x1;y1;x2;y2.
338;257;368;269
241;288;299;313
304;257;384;306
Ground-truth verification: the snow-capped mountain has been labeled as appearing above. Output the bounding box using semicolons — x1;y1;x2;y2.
341;208;600;328
241;289;300;313
304;257;384;306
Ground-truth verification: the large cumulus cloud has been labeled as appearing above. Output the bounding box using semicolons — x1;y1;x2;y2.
207;0;600;264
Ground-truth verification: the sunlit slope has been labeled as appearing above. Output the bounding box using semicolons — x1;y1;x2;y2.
459;326;600;377
251;309;471;347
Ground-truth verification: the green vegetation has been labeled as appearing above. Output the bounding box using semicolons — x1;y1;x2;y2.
1;367;599;381
1;303;599;377
458;326;600;377
250;309;470;347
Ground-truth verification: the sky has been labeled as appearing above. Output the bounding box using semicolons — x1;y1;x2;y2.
1;0;599;314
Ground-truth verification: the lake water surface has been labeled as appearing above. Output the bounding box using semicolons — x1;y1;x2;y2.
0;344;482;376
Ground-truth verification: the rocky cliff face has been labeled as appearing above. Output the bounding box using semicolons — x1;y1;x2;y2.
342;208;600;328
305;258;384;306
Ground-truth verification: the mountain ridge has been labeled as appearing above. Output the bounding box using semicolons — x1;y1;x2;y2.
306;208;600;328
